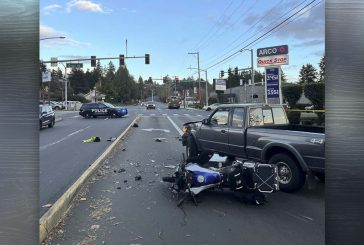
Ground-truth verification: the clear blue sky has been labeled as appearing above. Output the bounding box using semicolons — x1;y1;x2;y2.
40;0;324;83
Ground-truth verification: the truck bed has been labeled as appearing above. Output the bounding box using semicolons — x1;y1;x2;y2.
252;124;325;134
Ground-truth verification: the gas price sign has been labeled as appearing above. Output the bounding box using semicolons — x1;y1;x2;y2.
265;67;280;98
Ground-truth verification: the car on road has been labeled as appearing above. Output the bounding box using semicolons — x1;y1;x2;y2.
146;101;156;109
181;103;325;192
50;101;64;110
167;96;180;109
79;102;128;118
202;103;220;111
39;104;55;129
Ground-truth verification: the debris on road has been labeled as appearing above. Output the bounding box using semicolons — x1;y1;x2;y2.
83;136;101;143
116;186;121;190
80;197;87;201
135;175;142;181
118;168;126;173
164;165;176;169
124;180;128;183
42;203;52;208
150;160;155;163
107;137;116;142
133;123;139;127
90;224;100;231
155;138;162;142
122;148;126;151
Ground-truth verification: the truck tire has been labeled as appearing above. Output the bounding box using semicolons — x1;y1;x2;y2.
268;153;305;192
48;119;55;128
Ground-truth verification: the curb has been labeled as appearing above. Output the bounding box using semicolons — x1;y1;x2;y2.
185;107;203;111
39;115;141;243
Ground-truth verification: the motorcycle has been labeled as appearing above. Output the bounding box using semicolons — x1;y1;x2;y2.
162;155;280;206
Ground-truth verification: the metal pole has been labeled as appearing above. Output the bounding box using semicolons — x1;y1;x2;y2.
197;52;201;104
251;49;255;103
205;70;208;106
64;66;68;110
126;39;128;57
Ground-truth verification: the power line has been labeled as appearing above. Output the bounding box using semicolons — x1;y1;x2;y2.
204;0;318;71
202;0;309;68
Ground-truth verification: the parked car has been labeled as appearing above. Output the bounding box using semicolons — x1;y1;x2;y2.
79;102;128;118
39;105;55;129
181;103;325;192
202;103;221;111
50;101;64;110
305;105;315;110
146;101;156;109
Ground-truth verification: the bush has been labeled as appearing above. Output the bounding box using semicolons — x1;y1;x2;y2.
286;111;301;124
208;97;218;105
303;82;325;109
282;84;302;108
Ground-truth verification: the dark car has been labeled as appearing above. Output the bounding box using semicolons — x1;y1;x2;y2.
79;102;128;118
146;101;156;109
39;105;55;129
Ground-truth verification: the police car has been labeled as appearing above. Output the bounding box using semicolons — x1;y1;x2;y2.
79;102;128;118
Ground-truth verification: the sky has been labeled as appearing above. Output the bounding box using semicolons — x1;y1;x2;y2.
40;0;325;84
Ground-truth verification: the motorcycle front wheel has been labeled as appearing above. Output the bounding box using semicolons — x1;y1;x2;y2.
162;176;176;183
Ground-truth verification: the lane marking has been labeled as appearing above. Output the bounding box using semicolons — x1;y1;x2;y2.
104;118;109;120
141;128;171;133
162;114;167;116
167;116;183;136
40;126;91;151
150;114;156;116
197;115;203;117
73;115;80;118
173;114;179;116
184;114;190;116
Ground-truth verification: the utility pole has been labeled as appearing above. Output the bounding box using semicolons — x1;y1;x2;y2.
188;52;201;103
205;69;208;106
251;48;255;103
126;39;128;57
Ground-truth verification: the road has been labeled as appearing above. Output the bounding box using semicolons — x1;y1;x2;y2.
44;101;324;245
40;108;140;215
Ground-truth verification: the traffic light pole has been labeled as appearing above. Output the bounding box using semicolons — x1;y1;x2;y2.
188;52;201;104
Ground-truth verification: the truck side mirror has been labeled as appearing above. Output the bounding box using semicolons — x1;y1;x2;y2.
202;118;210;125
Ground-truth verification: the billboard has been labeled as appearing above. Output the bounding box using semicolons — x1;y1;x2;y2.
265;67;280;98
257;45;288;57
42;71;51;82
215;79;226;91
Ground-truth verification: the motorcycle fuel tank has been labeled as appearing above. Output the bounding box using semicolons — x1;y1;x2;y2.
186;163;221;187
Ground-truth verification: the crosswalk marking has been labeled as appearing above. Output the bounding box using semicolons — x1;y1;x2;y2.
150;114;155;116
184;114;190;116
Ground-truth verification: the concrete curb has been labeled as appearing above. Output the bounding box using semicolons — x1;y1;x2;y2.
185;107;203;111
39;115;141;243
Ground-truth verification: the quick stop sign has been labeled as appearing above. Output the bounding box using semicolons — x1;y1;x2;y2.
257;45;288;57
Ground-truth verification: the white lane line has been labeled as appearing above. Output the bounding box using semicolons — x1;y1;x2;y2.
162;114;167;116
150;114;156;116
184;114;190;116
40;126;91;151
197;115;203;117
173;114;179;116
73;115;80;118
167;116;183;136
104;118;109;120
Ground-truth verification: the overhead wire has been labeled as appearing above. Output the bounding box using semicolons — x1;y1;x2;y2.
204;0;319;71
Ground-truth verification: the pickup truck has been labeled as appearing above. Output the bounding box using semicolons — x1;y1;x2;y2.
181;104;325;192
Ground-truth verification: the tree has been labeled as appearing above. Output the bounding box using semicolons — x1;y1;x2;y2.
298;64;318;84
68;68;87;94
281;69;287;83
318;55;325;82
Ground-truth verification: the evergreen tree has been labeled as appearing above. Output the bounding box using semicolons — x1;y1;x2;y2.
298;64;318;84
318;55;325;83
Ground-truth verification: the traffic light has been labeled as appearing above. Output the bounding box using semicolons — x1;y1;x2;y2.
148;76;153;83
220;70;224;78
91;56;96;67
145;54;150;64
234;67;239;76
119;54;125;66
228;68;232;76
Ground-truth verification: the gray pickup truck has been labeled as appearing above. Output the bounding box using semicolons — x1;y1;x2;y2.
181;104;325;192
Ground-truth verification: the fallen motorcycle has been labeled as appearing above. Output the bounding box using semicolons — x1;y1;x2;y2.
162;155;279;206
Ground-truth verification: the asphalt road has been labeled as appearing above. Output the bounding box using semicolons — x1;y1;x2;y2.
39;107;140;216
45;102;324;245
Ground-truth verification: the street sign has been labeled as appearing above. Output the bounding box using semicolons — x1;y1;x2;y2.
51;57;58;67
42;71;51;82
215;79;226;91
257;54;289;67
257;45;288;57
66;63;83;68
265;67;280;99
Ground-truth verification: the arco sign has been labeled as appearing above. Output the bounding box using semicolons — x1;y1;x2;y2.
257;45;288;57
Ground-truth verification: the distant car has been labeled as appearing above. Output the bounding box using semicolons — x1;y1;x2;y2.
305;105;315;110
168;96;180;109
141;102;146;106
202;103;220;111
146;101;156;109
79;102;128;118
39;105;55;129
50;101;64;110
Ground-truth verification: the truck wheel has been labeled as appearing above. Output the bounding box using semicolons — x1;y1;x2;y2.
48;119;55;128
268;153;305;192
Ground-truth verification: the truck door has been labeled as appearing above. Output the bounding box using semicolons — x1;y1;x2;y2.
199;107;230;154
228;107;247;158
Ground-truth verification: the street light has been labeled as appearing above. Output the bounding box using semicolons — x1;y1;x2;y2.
187;67;209;106
240;48;255;103
40;36;66;41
